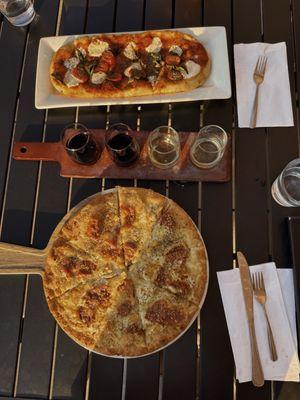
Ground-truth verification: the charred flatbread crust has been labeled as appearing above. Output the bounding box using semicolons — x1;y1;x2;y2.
50;30;211;98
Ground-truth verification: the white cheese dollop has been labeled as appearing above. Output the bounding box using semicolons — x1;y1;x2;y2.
169;45;182;56
90;71;107;85
63;57;79;69
88;39;109;57
63;70;81;87
182;60;201;79
146;37;162;53
123;41;137;60
124;62;142;78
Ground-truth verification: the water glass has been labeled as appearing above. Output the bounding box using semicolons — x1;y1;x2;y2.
190;125;227;169
0;0;35;26
105;123;140;167
61;123;101;165
271;158;300;207
148;126;180;169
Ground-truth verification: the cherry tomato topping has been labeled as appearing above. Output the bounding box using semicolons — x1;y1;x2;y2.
71;67;89;82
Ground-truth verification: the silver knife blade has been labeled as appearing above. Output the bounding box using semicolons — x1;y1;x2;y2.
237;251;253;321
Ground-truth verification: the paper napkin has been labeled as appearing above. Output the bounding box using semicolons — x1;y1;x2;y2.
217;263;300;382
234;42;294;127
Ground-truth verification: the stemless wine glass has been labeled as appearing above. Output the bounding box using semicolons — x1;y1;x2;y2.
148;126;180;169
271;158;300;207
105;123;140;167
0;0;35;26
61;123;101;165
190;125;228;169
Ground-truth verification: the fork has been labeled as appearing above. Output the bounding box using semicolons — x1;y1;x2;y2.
252;271;278;361
250;56;268;129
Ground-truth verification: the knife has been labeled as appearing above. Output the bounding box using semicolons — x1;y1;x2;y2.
237;251;264;387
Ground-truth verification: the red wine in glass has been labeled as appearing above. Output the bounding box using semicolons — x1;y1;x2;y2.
106;124;139;167
62;124;100;165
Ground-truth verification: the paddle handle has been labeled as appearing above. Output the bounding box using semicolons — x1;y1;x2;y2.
0;242;46;275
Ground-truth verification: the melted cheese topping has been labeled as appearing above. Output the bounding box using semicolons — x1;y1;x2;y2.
64;57;79;69
182;60;201;80
169;45;182;56
123;42;138;60
63;70;81;87
91;71;107;85
124;62;142;78
146;37;162;53
88;40;109;57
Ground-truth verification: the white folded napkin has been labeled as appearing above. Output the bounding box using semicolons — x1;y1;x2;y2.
217;263;300;382
234;42;294;128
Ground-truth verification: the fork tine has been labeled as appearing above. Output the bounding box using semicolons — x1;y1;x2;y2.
255;272;259;289
253;272;257;290
261;272;266;292
260;272;264;290
254;56;261;73
262;57;267;75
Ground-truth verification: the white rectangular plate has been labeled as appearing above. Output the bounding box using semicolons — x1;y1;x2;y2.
35;26;231;109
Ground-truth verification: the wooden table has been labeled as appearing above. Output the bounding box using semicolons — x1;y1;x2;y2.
0;0;299;399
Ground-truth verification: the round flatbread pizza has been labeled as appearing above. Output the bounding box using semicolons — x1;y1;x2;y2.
50;30;211;98
43;187;208;357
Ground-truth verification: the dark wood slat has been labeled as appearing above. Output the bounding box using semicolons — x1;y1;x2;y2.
85;0;116;33
263;0;300;398
174;0;202;28
145;0;172;30
14;2;87;397
264;0;300;266
293;0;300;132
0;1;59;396
60;0;88;35
199;1;234;399
115;0;144;31
233;0;272;397
288;217;300;349
0;21;28;213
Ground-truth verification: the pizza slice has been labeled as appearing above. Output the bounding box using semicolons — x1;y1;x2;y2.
130;273;198;353
129;198;208;305
117;186;167;266
60;191;124;271
95;277;147;356
48;273;126;350
44;237;119;301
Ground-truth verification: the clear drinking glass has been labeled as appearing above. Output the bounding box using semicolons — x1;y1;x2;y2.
0;0;35;26
190;125;228;169
148;126;180;169
61;123;101;165
271;158;300;207
105;123;140;167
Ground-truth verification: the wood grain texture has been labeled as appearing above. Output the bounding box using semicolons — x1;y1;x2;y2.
0;0;59;396
13;130;231;182
0;243;45;273
199;1;234;399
